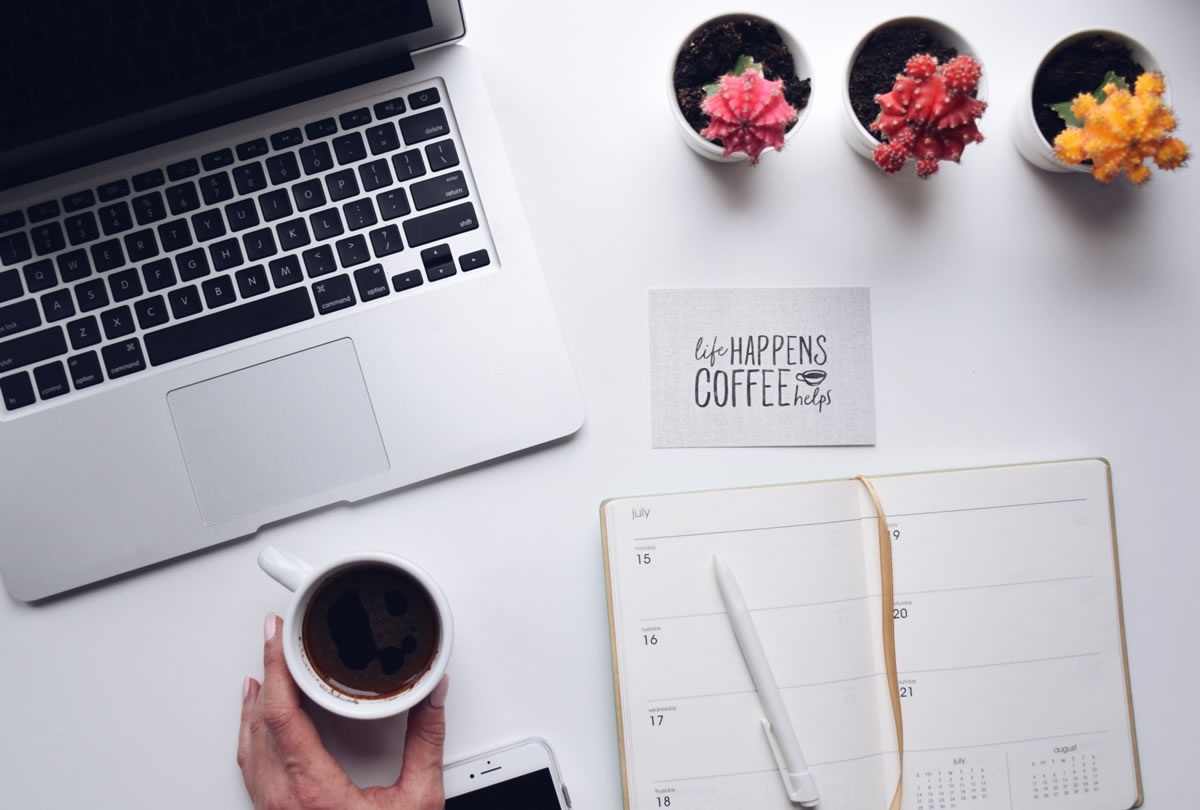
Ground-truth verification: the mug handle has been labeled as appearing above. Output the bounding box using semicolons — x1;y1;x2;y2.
258;546;313;592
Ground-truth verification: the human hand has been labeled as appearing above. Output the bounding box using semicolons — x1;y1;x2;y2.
238;612;449;810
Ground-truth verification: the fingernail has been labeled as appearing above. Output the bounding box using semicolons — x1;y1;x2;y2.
428;674;449;709
242;676;250;699
264;612;277;641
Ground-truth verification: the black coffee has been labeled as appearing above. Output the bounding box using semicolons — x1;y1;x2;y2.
302;563;440;699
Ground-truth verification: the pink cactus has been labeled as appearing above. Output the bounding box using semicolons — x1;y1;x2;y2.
870;53;987;178
701;57;798;165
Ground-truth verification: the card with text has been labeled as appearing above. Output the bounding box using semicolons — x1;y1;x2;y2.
649;288;875;447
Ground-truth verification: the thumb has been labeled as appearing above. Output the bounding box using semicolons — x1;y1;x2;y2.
395;675;449;804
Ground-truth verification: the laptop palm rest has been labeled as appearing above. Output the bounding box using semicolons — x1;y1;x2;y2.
167;339;390;526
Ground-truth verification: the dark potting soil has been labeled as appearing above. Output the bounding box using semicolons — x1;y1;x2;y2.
848;23;959;141
673;17;812;140
1031;35;1145;145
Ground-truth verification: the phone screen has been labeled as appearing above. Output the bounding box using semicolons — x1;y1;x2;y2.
445;767;562;809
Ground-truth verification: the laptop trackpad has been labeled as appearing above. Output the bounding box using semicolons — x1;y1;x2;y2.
167;339;390;526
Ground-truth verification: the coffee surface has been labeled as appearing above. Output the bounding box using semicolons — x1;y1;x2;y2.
302;564;439;699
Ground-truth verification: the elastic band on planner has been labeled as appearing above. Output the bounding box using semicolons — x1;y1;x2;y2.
857;475;904;810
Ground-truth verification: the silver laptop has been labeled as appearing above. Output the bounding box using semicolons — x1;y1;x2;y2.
0;1;584;600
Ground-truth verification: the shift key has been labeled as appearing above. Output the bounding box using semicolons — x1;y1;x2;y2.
402;202;479;247
410;171;468;211
0;326;67;374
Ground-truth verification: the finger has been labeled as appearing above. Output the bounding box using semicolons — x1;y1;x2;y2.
258;613;326;759
397;675;449;801
237;677;261;785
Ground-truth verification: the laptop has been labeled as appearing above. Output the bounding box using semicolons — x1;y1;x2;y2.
0;1;584;601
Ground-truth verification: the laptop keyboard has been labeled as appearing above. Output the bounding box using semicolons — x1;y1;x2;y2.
0;82;493;413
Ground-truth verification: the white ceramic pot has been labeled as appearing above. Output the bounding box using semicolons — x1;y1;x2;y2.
1012;29;1169;173
668;13;813;163
841;16;988;162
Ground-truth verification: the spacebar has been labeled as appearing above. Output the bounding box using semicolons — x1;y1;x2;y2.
144;288;315;366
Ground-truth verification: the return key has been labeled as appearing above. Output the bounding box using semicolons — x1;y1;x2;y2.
410;171;469;211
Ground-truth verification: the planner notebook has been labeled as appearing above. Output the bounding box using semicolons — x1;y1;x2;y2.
601;459;1141;810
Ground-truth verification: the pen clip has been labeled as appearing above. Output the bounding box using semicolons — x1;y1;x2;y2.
762;718;820;807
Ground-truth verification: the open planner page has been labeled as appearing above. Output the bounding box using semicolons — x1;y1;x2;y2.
602;459;1139;810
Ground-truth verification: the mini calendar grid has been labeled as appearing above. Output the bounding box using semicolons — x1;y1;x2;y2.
914;766;990;809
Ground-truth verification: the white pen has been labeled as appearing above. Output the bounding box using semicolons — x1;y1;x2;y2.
714;553;819;807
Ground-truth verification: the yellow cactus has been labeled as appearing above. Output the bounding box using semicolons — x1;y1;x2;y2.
1053;71;1189;184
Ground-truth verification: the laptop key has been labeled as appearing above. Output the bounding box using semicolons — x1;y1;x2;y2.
243;229;277;261
366;122;401;155
201;149;234;171
343;199;377;231
168;285;203;319
41;289;75;322
28;200;61;223
109;268;143;302
391;149;426;181
335;235;370;267
76;279;109;312
300;142;334;175
66;211;100;245
408;88;440;110
102;338;147;379
0;371;35;410
157;219;193;252
359;159;393;192
225;199;260;232
259;189;293;222
403;202;479;247
0;269;23;303
0;232;32;266
270;128;304;150
167;159;200;180
305;118;337;140
62;192;95;213
166;182;201;215
233;162;268;195
0;210;24;232
391;270;423;292
23;259;56;293
421;244;451;268
374;97;406;119
235;265;270;299
34;361;69;399
135;296;169;329
325;169;359;202
266;152;301;185
313;274;356;315
90;239;124;272
302;245;337;278
143;258;176;292
99;201;133;236
68;351;104;390
191;209;226;242
132;191;167;225
353;264;389;301
425;139;460;171
369;225;403;258
309;209;344;241
123;229;159;262
292;179;326;212
236;138;269;161
57;249;92;283
269;255;304;288
31;222;66;255
377;189;411;221
200;172;234;206
276;218;311;251
68;352;103;391
460;250;490;272
399;108;449;145
411;170;468;211
176;248;212;282
100;305;135;339
0;326;68;374
67;316;101;350
145;287;315;366
210;239;244;272
0;299;40;338
426;262;456;282
132;169;165;191
202;276;236;309
333;132;366;165
339;108;372;129
97;180;130;202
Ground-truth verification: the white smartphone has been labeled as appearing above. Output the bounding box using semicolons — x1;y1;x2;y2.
443;737;571;809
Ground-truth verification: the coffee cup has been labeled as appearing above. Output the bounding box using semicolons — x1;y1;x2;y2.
258;546;454;720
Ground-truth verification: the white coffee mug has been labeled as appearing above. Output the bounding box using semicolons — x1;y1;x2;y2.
258;546;454;720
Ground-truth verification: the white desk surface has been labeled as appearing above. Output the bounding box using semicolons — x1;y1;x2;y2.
3;1;1198;807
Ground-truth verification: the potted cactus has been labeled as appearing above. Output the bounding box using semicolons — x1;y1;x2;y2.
669;14;812;164
842;17;988;178
1012;29;1186;177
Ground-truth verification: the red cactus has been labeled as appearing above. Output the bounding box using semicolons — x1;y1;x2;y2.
701;57;799;165
870;53;987;178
